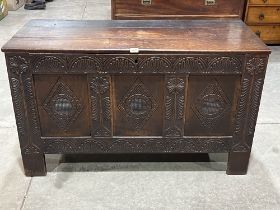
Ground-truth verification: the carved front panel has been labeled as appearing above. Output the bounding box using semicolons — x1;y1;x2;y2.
3;51;271;164
185;76;241;136
34;75;90;137
8;52;266;156
113;76;164;136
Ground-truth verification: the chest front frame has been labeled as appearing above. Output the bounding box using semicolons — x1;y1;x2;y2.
5;52;269;176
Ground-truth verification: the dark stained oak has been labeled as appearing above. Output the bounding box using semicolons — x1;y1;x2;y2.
1;19;270;176
34;75;91;137
2;19;269;53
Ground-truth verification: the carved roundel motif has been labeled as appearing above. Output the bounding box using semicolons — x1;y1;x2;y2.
192;80;231;129
125;94;152;116
118;78;158;130
90;77;109;94
53;97;73;116
43;79;83;131
247;57;266;75
198;94;227;118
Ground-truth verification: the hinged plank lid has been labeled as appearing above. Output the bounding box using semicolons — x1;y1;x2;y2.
1;19;271;54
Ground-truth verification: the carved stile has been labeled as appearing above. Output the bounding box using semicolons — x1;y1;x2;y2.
163;77;186;137
89;76;112;137
7;54;42;155
232;56;268;152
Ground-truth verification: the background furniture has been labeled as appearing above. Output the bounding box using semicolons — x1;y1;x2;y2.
7;0;24;11
245;0;280;44
0;0;8;20
111;0;246;20
2;19;270;176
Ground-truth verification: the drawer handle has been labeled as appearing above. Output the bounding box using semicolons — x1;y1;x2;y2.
141;0;152;6
259;13;265;21
255;31;261;37
263;0;268;3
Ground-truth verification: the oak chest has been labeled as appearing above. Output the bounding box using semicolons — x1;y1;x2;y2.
245;0;280;44
1;19;270;176
111;0;246;20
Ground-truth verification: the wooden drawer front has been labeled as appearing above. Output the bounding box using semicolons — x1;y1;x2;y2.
250;25;280;43
249;0;280;5
247;6;280;24
34;75;91;137
185;76;240;136
114;0;244;19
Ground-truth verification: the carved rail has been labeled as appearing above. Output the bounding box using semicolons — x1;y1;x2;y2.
42;136;232;154
30;54;245;74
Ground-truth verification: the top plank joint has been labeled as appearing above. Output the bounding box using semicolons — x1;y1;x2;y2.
1;19;270;54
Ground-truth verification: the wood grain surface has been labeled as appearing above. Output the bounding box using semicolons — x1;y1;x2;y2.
2;19;271;176
1;19;270;53
249;25;280;43
249;0;280;4
246;6;280;24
